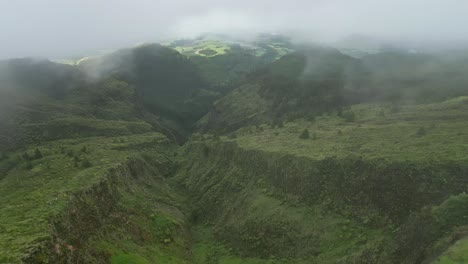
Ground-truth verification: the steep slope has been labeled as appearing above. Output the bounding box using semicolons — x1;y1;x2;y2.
198;47;468;135
173;96;468;263
169;34;294;95
79;44;210;140
0;133;192;263
198;46;367;133
0;59;156;152
0;54;201;263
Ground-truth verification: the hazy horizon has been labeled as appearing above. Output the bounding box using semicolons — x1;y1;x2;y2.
1;0;468;59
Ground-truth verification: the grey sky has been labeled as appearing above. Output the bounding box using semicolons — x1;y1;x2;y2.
1;0;468;59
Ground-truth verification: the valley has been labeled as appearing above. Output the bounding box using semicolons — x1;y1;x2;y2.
0;35;467;263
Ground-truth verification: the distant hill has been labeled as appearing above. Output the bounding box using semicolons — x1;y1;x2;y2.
197;45;468;134
197;46;367;133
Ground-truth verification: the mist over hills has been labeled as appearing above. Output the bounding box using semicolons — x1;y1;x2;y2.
0;33;468;263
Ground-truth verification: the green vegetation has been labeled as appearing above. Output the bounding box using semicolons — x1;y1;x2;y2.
172;40;232;57
0;133;179;263
1;35;468;263
299;129;310;139
434;238;468;264
222;97;468;162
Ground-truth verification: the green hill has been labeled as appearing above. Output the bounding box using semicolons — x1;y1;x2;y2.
1;37;468;263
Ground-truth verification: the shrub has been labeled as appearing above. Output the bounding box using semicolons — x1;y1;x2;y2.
342;111;356;122
25;161;33;170
416;127;427;137
307;115;316;123
299;129;310;139
81;158;92;168
337;108;343;117
80;146;88;153
203;146;210;157
66;149;74;157
0;152;8;161
34;148;43;159
22;152;32;161
271;119;284;128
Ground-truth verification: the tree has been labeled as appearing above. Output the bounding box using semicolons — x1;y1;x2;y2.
299;129;310;139
25;161;33;170
0;152;8;161
80;146;88;153
34;148;43;159
22;152;31;161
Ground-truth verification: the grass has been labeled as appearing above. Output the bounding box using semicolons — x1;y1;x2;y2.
218;96;468;162
186;187;389;264
111;253;150;264
192;225;307;264
173;40;231;57
433;238;468;264
174;143;395;263
170;39;292;60
0;132;169;263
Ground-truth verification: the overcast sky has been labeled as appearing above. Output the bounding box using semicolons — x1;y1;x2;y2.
1;0;468;59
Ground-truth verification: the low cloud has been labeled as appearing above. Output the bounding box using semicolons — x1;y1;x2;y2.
1;0;468;59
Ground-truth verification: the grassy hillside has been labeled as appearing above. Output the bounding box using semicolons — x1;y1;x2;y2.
197;47;367;133
179;97;468;262
230;96;468;161
2;38;468;263
168;35;294;95
0;133;188;263
197;47;468;135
